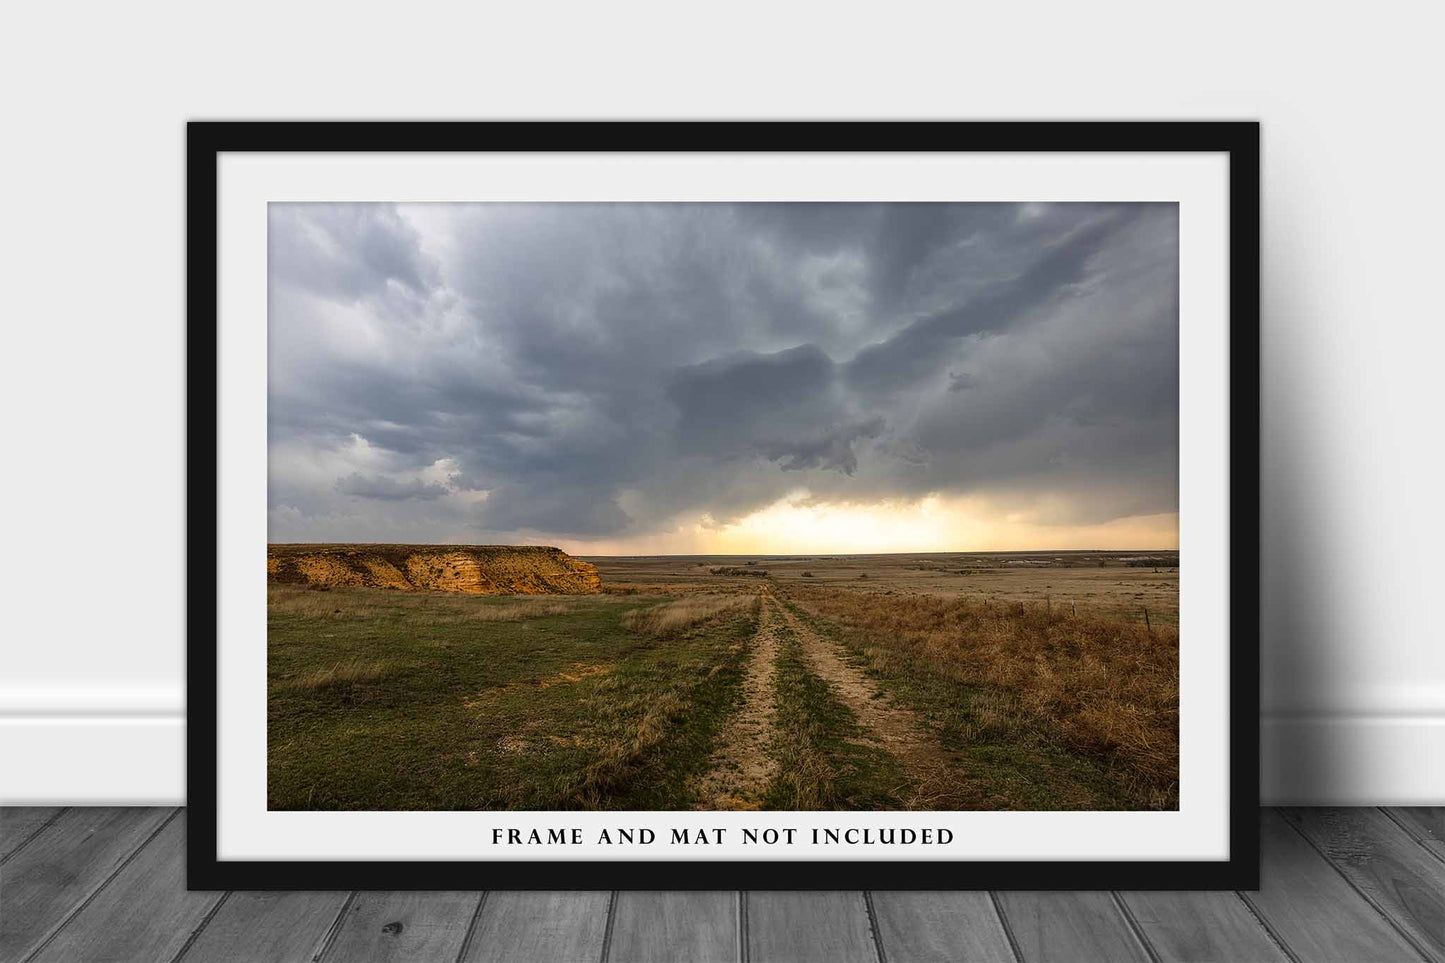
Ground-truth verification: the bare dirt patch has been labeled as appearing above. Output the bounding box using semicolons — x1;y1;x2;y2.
691;590;780;810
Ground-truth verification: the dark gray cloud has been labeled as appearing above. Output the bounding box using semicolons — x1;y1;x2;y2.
267;202;1178;544
334;472;449;501
269;204;439;304
667;345;881;474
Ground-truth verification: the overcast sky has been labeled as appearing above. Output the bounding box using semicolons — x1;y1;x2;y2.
268;202;1178;554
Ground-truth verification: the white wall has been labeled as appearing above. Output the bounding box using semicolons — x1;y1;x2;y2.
2;1;1441;805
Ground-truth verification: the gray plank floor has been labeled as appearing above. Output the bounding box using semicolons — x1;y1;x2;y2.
1;808;1440;962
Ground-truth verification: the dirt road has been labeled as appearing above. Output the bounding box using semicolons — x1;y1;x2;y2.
693;590;955;809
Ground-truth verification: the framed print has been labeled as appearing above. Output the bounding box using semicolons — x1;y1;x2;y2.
188;121;1259;890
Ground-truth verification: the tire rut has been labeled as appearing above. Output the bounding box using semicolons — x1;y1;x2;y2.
690;590;781;810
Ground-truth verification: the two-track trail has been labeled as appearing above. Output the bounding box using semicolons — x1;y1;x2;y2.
690;590;782;810
692;587;959;810
772;591;961;807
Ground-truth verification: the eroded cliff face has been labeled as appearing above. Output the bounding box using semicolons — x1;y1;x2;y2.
267;544;602;595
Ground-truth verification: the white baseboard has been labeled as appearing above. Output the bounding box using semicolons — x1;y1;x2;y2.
1261;714;1445;804
3;707;1442;806
0;715;185;805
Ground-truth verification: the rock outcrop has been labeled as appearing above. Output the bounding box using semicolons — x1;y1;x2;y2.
267;544;601;595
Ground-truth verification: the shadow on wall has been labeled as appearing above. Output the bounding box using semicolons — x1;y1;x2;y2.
1260;409;1347;801
1258;236;1371;803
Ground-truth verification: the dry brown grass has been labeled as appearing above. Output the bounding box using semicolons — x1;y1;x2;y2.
268;584;392;619
621;594;760;637
790;586;1179;801
601;581;720;596
461;662;614;708
267;584;584;623
562;689;688;806
589;552;1180;623
285;658;398;691
465;601;580;621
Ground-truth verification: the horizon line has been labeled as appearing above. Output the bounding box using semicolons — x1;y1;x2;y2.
266;542;1180;557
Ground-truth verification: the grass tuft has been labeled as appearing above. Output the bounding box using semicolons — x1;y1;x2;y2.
286;658;398;691
621;594;758;637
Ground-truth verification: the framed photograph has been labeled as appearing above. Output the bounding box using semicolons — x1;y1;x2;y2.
189;121;1259;889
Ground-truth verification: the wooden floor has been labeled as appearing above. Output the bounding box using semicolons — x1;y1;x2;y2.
0;809;1440;962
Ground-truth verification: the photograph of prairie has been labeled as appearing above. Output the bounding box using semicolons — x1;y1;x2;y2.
267;201;1179;812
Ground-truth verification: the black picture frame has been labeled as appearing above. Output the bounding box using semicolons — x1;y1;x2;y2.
187;120;1259;891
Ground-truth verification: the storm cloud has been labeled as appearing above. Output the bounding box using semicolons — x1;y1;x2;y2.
267;202;1179;548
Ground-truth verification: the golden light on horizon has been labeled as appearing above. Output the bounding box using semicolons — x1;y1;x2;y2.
555;490;1179;557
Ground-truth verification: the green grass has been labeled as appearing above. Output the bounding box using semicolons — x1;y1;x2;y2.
267;585;753;810
780;598;1157;810
762;618;910;811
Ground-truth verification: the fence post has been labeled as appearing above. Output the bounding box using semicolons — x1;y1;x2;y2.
1143;607;1152;633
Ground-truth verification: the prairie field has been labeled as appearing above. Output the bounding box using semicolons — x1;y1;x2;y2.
268;550;1178;811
